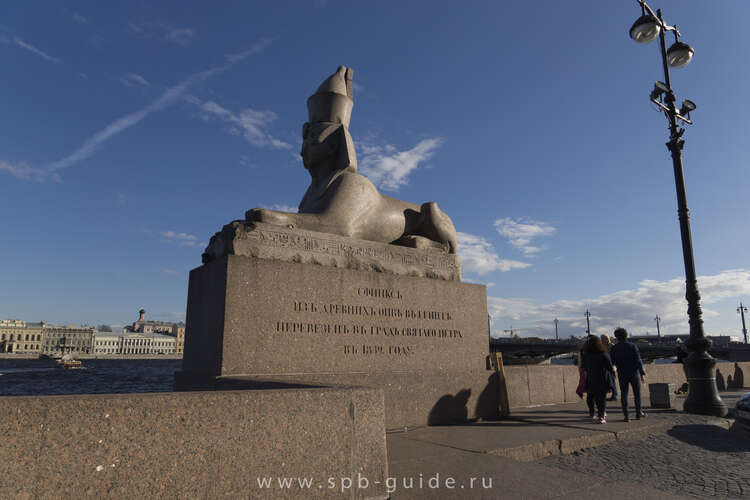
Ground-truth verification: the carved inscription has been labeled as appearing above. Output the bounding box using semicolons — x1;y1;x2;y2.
275;287;461;358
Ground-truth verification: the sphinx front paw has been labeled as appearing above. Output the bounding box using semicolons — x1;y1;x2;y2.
246;208;291;226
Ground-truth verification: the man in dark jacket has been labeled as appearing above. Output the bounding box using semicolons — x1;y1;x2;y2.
611;327;646;422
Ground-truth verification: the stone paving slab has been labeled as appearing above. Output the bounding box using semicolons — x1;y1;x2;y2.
387;434;689;499
391;399;681;461
385;390;746;498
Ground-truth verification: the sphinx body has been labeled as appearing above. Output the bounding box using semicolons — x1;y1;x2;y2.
247;66;457;254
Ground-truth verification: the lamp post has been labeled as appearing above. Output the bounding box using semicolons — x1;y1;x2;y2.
738;303;748;344
584;310;592;336
654;314;661;339
629;0;726;416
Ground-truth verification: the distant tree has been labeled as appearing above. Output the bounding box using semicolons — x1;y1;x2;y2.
97;325;112;332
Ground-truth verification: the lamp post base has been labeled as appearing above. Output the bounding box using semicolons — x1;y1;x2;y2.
682;351;728;417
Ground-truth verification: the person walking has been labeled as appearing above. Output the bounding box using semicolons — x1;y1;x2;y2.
611;327;647;422
600;334;618;401
582;336;616;424
576;336;597;420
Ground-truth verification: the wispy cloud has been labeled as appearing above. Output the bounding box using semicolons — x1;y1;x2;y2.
162;269;183;276
120;73;151;87
14;37;61;64
488;269;750;339
161;231;201;247
239;155;256;168
127;20;195;45
359;138;442;191
457;232;531;275
27;37;272;179
494;217;556;257
191;97;291;149
165;28;194;45
61;8;88;24
351;81;375;99
267;203;298;213
0;160;59;183
71;12;88;24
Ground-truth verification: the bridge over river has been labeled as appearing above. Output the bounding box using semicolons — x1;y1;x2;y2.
490;337;750;364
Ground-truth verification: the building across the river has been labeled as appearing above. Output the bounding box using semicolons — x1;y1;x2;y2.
93;331;176;355
125;308;184;353
42;326;95;355
1;312;182;357
92;332;123;355
0;320;45;354
128;309;176;334
171;323;185;354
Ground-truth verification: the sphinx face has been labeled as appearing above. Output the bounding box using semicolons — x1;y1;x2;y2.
301;122;341;172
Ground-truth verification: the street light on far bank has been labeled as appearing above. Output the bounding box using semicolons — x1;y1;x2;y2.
628;0;726;417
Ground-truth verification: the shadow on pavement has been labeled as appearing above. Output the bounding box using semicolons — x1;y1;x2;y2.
667;424;750;452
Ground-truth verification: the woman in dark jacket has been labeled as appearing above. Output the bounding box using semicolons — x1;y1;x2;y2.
583;336;615;424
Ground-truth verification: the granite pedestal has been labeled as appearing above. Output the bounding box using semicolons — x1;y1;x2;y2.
176;247;492;429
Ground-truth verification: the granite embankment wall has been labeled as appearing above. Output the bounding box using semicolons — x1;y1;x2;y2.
502;361;750;408
0;388;388;499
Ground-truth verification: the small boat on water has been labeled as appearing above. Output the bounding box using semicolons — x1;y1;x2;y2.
57;355;84;370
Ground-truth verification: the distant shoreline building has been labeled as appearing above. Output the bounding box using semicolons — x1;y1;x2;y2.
1;309;183;357
126;308;184;353
128;308;176;334
42;326;95;355
0;320;45;354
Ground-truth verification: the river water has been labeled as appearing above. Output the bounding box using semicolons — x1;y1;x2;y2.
0;358;181;396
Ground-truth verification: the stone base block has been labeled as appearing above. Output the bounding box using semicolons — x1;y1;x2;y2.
0;388;387;499
181;254;488;379
176;368;501;430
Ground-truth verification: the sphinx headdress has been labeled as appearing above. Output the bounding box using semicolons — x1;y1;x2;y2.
305;66;357;171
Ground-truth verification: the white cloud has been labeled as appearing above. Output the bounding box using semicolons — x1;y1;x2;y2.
457;232;531;275
165;28;194;45
0;161;59;183
359;138;442;191
161;231;199;247
487;269;750;339
127;20;195;45
351;81;375;99
14;37;60;64
267;203;298;213
193;98;291;149
71;12;88;24
494;217;556;257
120;73;151;87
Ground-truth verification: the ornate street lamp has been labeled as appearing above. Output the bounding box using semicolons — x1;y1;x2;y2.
629;0;726;417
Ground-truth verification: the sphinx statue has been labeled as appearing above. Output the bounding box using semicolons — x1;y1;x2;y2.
246;66;457;254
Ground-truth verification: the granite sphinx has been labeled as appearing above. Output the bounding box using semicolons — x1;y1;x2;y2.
246;66;458;254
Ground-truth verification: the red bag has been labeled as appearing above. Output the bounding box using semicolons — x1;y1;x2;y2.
576;367;586;398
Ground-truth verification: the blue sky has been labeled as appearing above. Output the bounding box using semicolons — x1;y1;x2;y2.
2;1;749;340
